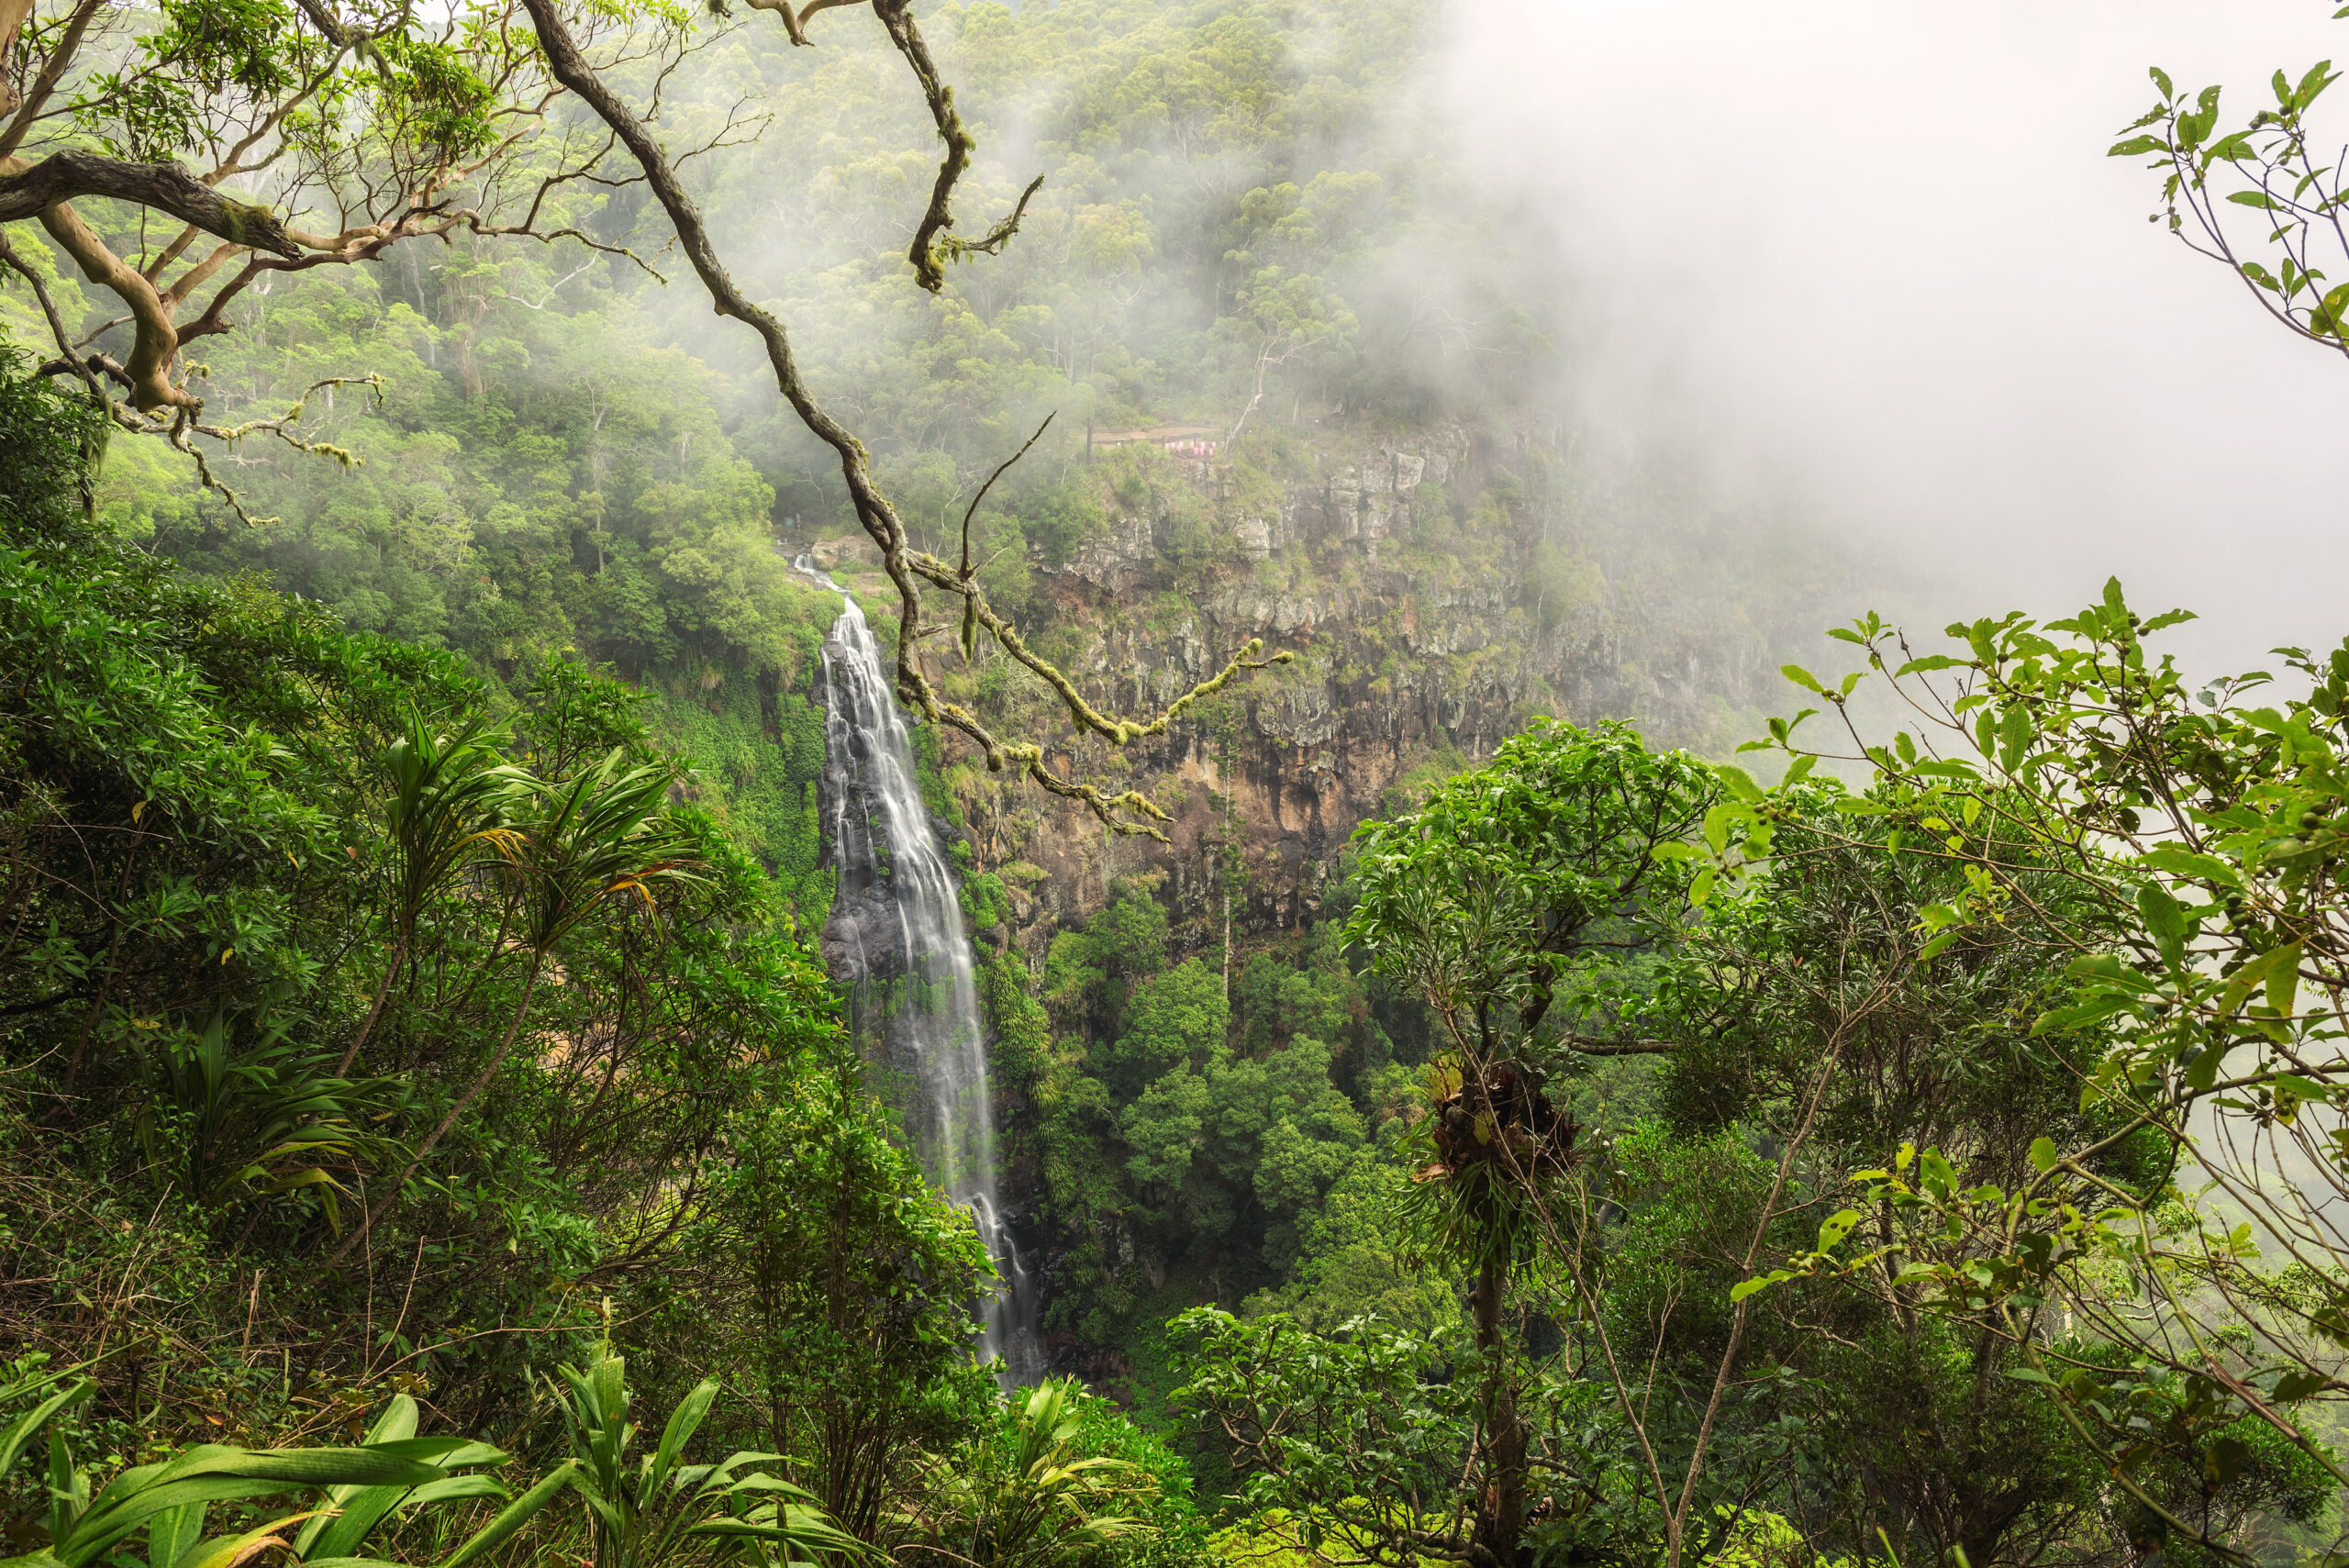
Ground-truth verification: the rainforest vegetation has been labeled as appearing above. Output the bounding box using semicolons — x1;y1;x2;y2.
6;2;2349;1567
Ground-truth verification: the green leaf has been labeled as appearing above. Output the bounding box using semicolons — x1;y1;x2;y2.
2206;130;2258;162
2297;59;2338;110
2137;882;2188;944
2029;1137;2059;1174
148;1504;205;1568
305;1485;411;1562
53;1477;294;1566
176;1518;317;1568
0;1381;93;1476
648;1378;718;1493
151;1449;445;1490
2269;940;2304;1018
2274;1368;2331;1402
438;1462;577;1568
2186;1040;2229;1094
1998;704;2032;773
2136;846;2243;890
1713;763;1764;803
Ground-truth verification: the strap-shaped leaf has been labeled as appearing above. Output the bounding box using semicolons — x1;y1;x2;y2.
173;1510;318;1568
0;1381;93;1476
647;1377;718;1493
439;1460;578;1568
78;1450;439;1562
715;1473;816;1499
302;1485;412;1562
397;1474;509;1510
147;1446;444;1490
148;1501;206;1568
691;1504;876;1561
427;1442;511;1469
61;1478;292;1567
295;1400;420;1557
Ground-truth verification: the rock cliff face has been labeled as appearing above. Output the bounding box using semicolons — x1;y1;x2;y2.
808;417;1839;962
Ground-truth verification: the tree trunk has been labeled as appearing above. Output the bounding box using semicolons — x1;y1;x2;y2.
0;0;35;117
328;952;543;1268
336;939;404;1077
1473;1251;1526;1567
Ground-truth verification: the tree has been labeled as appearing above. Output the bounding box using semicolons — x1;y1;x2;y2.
328;740;704;1268
700;1069;995;1543
1733;583;2349;1561
1172;1308;1495;1568
1105;959;1228;1099
0;0;682;514
0;348;854;1465
1339;719;1718;1568
512;0;1288;837
1633;797;2170;1564
1219;264;1353;445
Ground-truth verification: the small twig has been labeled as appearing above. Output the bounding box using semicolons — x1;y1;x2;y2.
959;411;1053;578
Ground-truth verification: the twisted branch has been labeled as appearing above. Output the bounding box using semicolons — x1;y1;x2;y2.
518;0;1288;837
0;151;298;256
797;0;1043;291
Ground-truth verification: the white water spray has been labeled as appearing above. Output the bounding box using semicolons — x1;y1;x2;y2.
796;557;1043;1385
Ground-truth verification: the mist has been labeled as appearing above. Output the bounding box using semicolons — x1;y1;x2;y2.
1443;0;2349;673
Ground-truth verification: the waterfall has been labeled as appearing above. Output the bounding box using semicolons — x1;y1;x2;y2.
796;559;1043;1385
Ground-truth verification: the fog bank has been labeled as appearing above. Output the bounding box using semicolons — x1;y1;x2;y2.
1447;0;2349;673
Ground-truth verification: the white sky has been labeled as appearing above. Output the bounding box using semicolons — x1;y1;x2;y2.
1445;0;2349;673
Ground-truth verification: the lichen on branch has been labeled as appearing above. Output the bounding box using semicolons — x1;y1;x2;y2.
518;0;1290;838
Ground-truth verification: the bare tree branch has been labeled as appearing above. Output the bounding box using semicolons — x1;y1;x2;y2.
518;0;1288;837
865;0;1040;292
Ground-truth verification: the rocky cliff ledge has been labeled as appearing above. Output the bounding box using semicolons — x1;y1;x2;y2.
803;417;1846;958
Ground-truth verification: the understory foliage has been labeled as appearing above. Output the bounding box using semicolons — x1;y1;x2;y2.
1168;715;2347;1568
0;355;1195;1565
14;3;2347;1566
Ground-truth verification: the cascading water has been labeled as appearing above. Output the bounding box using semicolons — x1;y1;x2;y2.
796;558;1043;1385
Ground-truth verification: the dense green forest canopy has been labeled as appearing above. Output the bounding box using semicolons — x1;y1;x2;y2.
8;4;2349;1568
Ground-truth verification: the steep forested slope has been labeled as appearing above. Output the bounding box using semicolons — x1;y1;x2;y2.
0;0;1846;1409
15;4;2349;1563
